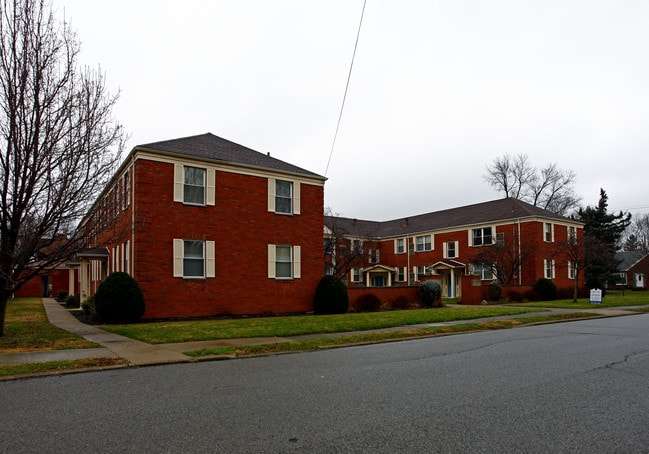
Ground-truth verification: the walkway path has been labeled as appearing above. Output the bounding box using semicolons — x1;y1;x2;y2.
0;299;642;368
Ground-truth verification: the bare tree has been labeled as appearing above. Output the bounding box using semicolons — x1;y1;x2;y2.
470;227;535;285
0;0;124;335
483;153;581;216
623;213;649;251
324;208;378;281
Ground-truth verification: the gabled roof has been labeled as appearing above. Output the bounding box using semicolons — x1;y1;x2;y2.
135;133;325;180
615;250;649;272
325;198;581;239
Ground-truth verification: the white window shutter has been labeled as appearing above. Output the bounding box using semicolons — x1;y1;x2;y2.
293;182;301;215
206;169;216;206
173;239;183;277
267;178;275;212
268;244;276;278
174;164;184;202
468;230;473;247
293;245;301;278
206;241;215;278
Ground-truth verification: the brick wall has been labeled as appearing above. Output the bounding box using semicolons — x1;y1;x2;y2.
129;159;324;319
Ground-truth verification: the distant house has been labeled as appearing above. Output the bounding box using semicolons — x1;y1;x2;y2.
325;198;585;301
612;251;649;289
68;133;326;319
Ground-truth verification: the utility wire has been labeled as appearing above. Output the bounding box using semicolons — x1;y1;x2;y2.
324;0;367;178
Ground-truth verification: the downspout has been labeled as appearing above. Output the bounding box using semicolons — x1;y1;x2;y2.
130;153;136;276
517;219;522;285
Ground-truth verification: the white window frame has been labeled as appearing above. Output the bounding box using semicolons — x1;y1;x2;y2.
397;266;406;282
122;169;131;210
544;223;554;243
470;262;494;281
415;265;428;281
267;245;301;279
544;259;555;279
470;227;493;246
173;239;215;279
173;164;215;206
568;261;576;280
369;249;379;264
351;267;361;283
567;226;577;243
394;238;405;254
415;235;432;252
444;241;458;259
268;178;300;215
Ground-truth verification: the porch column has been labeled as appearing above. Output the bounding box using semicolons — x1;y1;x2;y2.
449;270;455;298
365;271;370;287
68;266;75;296
387;272;392;287
79;258;89;301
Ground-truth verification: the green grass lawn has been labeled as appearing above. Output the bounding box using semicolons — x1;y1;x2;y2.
101;305;541;344
0;298;99;353
513;289;649;309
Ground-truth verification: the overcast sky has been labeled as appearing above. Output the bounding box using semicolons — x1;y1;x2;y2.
60;0;649;220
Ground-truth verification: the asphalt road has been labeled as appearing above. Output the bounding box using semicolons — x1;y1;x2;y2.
2;314;649;453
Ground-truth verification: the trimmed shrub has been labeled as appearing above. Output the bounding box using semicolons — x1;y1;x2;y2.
355;293;382;312
390;295;411;310
314;275;349;314
65;294;80;308
533;278;558;301
488;282;502;302
94;272;145;323
418;280;443;308
57;290;68;302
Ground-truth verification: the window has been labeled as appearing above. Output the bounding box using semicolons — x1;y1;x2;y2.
173;239;215;278
369;249;379;264
568;261;576;280
544;223;554;242
395;238;405;254
444;241;458;259
268;178;300;214
324;266;334;276
470;262;494;280
568;226;576;243
544;259;555;279
184;167;206;205
613;272;627;285
275;180;292;214
397;267;406;282
415;265;428;280
267;245;301;279
351;268;361;283
122;170;130;210
472;227;493;246
324;238;334;255
174;164;215;206
415;235;432;252
496;232;505;247
124;241;130;274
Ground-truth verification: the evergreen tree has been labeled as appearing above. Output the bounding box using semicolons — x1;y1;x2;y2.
578;189;631;289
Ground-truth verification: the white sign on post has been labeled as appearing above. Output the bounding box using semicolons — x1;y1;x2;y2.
590;288;602;304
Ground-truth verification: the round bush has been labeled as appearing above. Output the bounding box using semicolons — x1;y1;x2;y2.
314;275;349;314
94;272;145;323
488;281;502;302
533;278;557;301
354;293;382;312
418;280;443;308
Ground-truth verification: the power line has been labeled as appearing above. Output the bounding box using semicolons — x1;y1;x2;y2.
324;0;367;178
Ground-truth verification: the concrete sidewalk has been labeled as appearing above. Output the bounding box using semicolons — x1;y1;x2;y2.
0;299;195;366
0;299;643;369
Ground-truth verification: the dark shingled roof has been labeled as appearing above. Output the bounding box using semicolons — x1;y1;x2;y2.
326;198;581;238
615;250;649;271
135;133;324;180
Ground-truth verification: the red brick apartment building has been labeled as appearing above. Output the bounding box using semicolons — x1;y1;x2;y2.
51;133;326;319
325;198;585;302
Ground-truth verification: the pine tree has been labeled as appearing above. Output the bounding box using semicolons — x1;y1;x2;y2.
577;189;631;290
